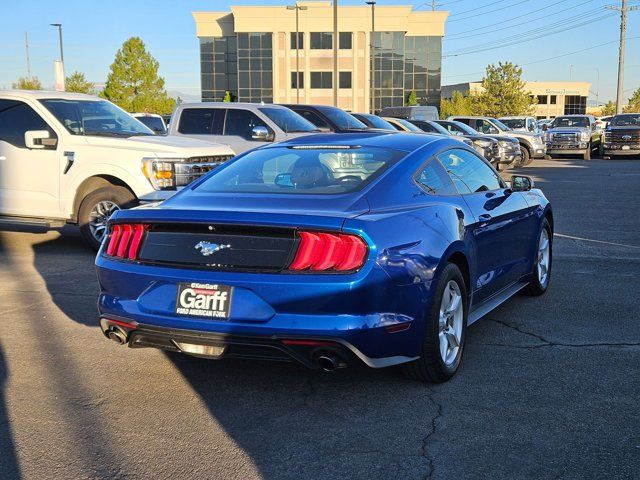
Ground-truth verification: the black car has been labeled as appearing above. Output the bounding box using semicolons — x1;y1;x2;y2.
603;113;640;158
435;120;522;169
281;104;374;133
351;113;396;131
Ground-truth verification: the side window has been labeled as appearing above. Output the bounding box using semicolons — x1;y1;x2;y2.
477;120;498;135
437;149;502;194
455;118;471;126
178;108;223;135
0;99;54;149
415;159;458;196
224;109;269;140
296;110;330;130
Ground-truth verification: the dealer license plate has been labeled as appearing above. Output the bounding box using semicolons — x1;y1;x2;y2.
175;282;233;319
622;145;630;150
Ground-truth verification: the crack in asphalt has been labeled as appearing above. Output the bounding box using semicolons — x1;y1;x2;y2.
485;318;640;349
421;387;444;480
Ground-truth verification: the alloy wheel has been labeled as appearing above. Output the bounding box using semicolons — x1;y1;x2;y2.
537;228;550;285
88;200;120;244
438;280;463;366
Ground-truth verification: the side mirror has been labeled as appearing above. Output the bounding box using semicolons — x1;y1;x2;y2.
274;172;293;187
25;130;56;149
541;124;548;131
251;126;273;141
510;175;534;192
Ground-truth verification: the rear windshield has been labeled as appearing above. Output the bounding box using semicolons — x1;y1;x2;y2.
358;114;395;130
611;114;640;126
259;107;318;133
320;108;367;130
136;116;166;133
194;146;404;195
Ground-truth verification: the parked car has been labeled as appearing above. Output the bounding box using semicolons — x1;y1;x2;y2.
404;119;479;152
0;91;234;249
351;113;396;130
169;103;319;155
281;104;371;133
131;113;167;135
543;114;601;160
602;113;640;158
435;119;522;170
499;116;539;134
595;115;612;132
96;132;553;383
378;105;439;121
537;118;554;131
447;116;546;166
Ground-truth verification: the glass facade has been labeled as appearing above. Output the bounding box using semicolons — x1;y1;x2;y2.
237;33;273;103
200;37;237;102
371;32;442;112
564;95;587;115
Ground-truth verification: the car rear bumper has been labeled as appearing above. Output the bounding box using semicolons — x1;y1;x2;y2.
99;315;419;369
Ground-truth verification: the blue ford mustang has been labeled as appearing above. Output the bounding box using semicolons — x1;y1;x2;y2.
96;132;552;382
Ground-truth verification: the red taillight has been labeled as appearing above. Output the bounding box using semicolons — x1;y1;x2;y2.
105;223;147;260
288;230;367;273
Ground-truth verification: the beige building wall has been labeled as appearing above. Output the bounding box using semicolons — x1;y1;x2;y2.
193;2;448;112
443;81;592;119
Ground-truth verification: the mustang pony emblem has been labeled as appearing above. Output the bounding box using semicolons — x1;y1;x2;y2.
195;241;231;256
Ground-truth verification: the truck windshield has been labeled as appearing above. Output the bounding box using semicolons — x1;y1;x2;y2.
40;99;154;137
611;114;640;127
552;116;589;128
490;118;511;131
500;118;525;129
194;146;404;195
259;107;319;133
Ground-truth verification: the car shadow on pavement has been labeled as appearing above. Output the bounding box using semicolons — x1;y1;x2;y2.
0;345;21;479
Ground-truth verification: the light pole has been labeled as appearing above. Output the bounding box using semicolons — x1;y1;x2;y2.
287;4;307;103
366;1;376;113
50;23;64;63
594;68;600;107
569;64;573;81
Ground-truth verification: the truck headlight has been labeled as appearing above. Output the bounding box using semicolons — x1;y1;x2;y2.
579;131;590;142
473;139;493;148
142;158;182;190
544;132;552;142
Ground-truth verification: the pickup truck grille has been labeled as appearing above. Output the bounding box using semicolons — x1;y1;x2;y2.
175;155;235;187
551;132;579;143
607;130;640;146
137;223;297;272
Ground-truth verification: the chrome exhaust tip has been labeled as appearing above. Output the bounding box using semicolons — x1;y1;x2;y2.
316;354;339;372
106;327;127;345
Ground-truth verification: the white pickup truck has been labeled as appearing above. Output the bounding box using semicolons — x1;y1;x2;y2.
0;91;234;249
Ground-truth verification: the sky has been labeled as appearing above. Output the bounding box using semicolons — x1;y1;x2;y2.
0;0;638;104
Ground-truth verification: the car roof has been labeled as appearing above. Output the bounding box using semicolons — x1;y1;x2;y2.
178;102;291;111
499;116;532;119
131;112;162;118
260;131;444;152
281;104;342;112
0;90;102;101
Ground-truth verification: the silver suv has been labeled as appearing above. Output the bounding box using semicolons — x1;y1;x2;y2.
169;103;319;154
447;116;546;166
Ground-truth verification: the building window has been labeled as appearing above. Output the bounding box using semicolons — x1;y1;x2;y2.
550;95;557;104
310;32;332;49
339;71;352;89
537;95;548;104
237;32;273;103
290;32;303;50
564;95;587;115
200;36;238;102
310;72;332;89
339;32;352;50
291;71;304;89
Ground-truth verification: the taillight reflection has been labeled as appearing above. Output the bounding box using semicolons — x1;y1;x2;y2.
288;230;367;272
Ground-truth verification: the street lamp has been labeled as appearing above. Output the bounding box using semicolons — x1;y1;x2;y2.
366;1;376;113
594;68;600;107
50;23;64;63
287;4;308;103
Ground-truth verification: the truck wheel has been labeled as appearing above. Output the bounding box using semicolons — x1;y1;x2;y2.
402;263;468;383
520;146;533;166
583;143;591;160
78;186;138;250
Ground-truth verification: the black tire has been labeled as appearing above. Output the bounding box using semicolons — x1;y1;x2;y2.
402;263;468;383
583;143;591;160
523;218;552;296
597;142;605;158
520;145;533;166
78;185;137;250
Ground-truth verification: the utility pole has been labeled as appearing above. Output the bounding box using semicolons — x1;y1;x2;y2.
333;0;338;107
569;64;573;81
431;0;437;10
606;0;639;114
50;23;64;63
595;68;600;107
287;4;307;103
366;1;376;113
25;32;31;78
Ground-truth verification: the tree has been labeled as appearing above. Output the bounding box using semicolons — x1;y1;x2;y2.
406;90;418;106
102;37;175;114
12;76;42;90
440;90;475;117
598;101;616;116
624;87;640;113
473;62;537;117
65;71;95;94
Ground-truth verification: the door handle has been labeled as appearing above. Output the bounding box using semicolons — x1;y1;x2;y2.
479;213;492;221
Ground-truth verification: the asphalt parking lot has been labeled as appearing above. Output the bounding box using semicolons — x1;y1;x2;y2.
0;157;639;480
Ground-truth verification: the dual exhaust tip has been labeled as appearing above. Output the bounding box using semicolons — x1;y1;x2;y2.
315;352;345;372
106;326;127;345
